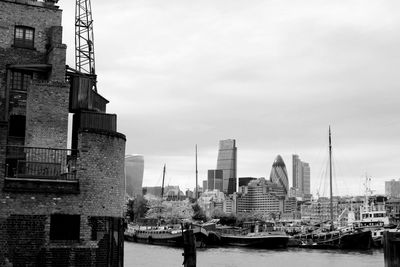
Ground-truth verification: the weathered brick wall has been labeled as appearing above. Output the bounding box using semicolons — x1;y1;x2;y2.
6;215;47;266
0;0;64;121
25;81;69;149
77;129;127;218
0;0;62;53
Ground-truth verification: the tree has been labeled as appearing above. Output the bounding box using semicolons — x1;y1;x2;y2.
211;209;237;226
192;203;207;222
126;196;149;222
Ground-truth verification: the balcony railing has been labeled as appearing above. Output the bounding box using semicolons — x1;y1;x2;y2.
4;146;78;181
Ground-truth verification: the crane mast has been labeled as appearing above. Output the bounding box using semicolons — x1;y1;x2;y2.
75;0;96;79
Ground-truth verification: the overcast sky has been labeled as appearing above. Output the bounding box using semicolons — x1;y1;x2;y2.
61;0;400;196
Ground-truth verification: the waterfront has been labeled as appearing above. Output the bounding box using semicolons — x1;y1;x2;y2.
124;242;384;267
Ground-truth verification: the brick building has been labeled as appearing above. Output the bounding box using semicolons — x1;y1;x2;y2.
0;0;125;266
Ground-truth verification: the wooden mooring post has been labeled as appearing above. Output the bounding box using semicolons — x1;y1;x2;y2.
384;231;400;267
182;223;196;267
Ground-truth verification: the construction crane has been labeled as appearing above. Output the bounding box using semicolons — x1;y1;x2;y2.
75;0;96;90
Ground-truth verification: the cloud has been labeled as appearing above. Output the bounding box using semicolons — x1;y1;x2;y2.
61;0;400;195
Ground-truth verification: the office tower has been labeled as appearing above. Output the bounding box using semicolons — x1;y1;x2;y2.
239;177;258;187
208;169;223;192
125;154;144;198
237;178;286;215
292;154;310;197
216;139;237;194
0;1;125;264
302;162;310;195
270;155;289;196
385;179;400;198
203;180;208;192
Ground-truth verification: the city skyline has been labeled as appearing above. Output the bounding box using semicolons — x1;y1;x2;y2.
59;1;400;196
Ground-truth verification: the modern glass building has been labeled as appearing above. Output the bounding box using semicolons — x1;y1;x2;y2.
207;169;223;192
125;154;144;198
216;139;237;195
292;154;310;197
270;155;289;196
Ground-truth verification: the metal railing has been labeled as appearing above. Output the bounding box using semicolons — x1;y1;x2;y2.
4;146;78;181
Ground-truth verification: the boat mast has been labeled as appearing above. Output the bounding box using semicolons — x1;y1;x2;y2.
329;126;334;227
161;164;166;199
195;144;198;201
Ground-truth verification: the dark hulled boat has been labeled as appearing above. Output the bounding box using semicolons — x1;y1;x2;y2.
220;231;289;248
296;228;372;250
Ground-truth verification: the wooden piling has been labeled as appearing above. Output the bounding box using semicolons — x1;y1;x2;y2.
384;231;400;267
182;223;196;267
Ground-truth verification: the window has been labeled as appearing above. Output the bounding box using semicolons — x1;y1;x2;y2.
8;115;26;137
14;26;34;48
50;214;80;241
11;71;32;91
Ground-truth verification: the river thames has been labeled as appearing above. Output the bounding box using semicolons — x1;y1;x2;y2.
124;242;384;267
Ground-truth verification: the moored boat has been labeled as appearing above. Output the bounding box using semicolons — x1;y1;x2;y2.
125;224;209;248
220;231;289;248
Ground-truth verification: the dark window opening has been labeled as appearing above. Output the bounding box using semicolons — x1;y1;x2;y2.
14;26;35;48
11;71;32;92
50;214;80;241
8;115;26;137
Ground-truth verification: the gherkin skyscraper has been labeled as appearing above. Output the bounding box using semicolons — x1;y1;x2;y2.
269;155;289;196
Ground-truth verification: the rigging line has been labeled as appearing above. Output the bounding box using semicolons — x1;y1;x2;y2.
317;146;329;197
332;153;339;197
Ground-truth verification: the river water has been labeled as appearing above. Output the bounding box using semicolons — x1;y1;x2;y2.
124;242;384;267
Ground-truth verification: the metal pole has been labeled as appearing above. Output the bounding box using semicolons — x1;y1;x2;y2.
195;145;198;200
329;126;334;228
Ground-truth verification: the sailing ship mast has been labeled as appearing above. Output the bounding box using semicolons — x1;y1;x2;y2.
195;145;198;200
161;164;166;199
329;126;334;228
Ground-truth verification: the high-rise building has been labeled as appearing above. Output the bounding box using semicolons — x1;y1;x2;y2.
239;177;258;187
292;154;310;197
385;179;400;198
237;178;285;216
270;155;289;196
302;162;310;195
125;154;144;198
0;1;125;264
216;139;237;194
208;169;223;192
203;180;208;191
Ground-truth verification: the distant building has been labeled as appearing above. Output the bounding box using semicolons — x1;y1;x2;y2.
216;139;237;194
203;180;208;191
292;154;311;197
223;193;237;214
164;186;185;201
239;177;257;187
198;190;225;217
386;198;400;225
208;169;223;192
385;179;400;198
125;154;144;198
270;155;289;196
237;178;286;216
143;186;162;197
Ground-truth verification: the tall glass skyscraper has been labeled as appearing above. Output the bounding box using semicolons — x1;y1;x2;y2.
216;139;237;195
125;155;144;198
269;155;289;196
292;154;310;197
207;169;223;191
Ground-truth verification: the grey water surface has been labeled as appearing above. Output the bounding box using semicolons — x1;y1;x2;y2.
124;242;383;267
